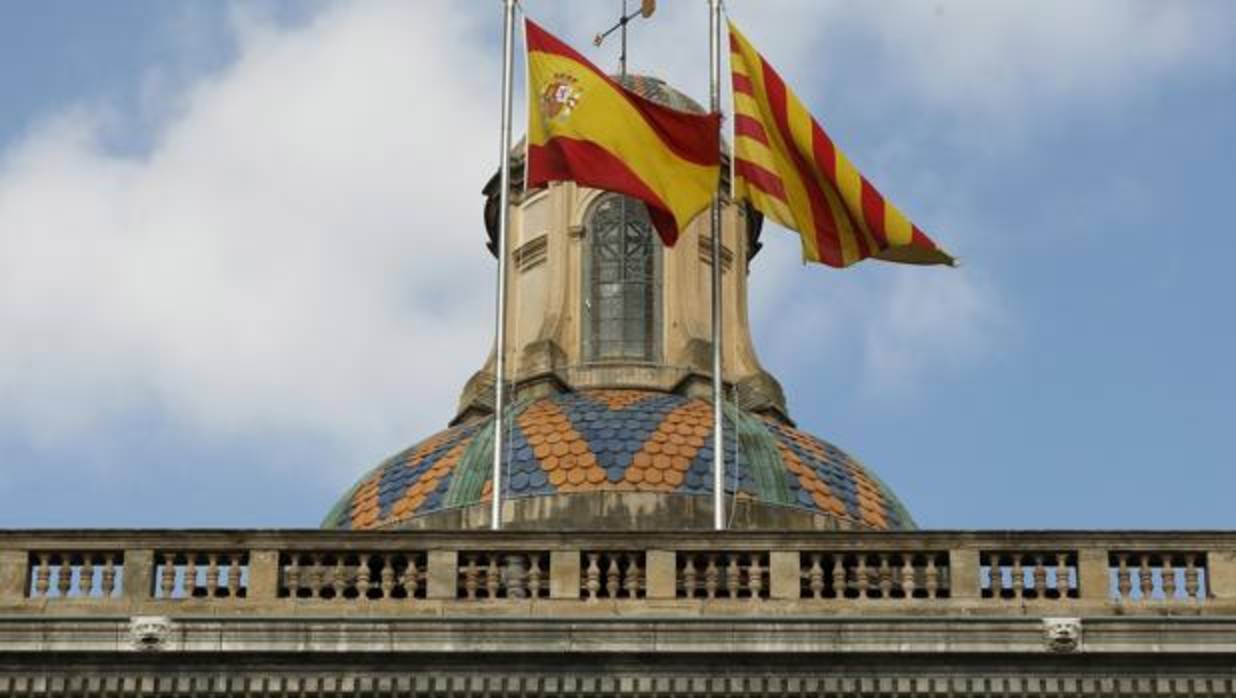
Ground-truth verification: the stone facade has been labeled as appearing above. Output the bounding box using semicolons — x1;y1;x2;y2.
2;530;1236;695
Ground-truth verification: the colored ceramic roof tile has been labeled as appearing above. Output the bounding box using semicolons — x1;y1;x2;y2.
323;388;915;531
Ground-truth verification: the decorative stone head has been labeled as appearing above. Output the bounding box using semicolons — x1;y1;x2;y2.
1042;617;1082;653
128;616;172;652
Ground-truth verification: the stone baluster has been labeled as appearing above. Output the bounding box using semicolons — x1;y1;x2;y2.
584;553;601;601
1162;557;1177;600
1185;555;1201;602
159;554;176;600
285;556;301;598
356;554;372;599
402;557;421;598
606;556;622;598
901;556;916;598
855;556;869;600
726;554;741;599
621;554;639;599
35;554;51;598
1010;554;1024;599
485;557;501;598
831;556;846;599
704;555;719;600
505;555;527;600
925;557;939;599
1117;554;1132;600
1055;554;1070;598
227;556;241;598
681;556;697;599
377;555;393;599
57;556;74;597
101;555;117;597
309;554;325;598
527;555;543;598
321;553;336;595
877;555;892;598
1138;555;1154;601
332;557;348;599
746;556;764;601
1032;556;1048;598
206;555;220;598
462;555;480;600
79;555;95;597
989;555;1004;599
806;554;824;599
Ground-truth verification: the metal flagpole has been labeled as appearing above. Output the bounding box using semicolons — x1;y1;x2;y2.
491;0;517;531
621;0;628;78
708;0;725;531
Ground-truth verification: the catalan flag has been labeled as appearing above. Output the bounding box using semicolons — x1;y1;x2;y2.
729;22;954;267
526;19;721;246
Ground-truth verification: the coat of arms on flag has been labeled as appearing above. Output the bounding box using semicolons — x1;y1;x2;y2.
525;18;721;246
538;72;582;123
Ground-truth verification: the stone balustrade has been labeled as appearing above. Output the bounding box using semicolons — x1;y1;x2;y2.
2;530;1234;615
279;551;425;600
24;550;125;600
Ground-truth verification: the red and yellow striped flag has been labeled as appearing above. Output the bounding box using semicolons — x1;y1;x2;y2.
526;19;721;246
729;22;954;267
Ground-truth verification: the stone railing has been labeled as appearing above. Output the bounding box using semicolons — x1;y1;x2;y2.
1;530;1234;615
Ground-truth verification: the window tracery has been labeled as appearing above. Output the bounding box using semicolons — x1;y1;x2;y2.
583;193;661;362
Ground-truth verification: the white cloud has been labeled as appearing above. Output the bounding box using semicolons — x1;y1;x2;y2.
859;267;1003;397
723;1;1234;118
0;2;498;477
852;1;1231;113
745;227;1005;406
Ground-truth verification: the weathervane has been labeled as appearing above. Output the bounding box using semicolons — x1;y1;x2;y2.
593;0;656;78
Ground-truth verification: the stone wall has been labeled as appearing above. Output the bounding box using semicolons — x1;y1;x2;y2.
2;529;1236;695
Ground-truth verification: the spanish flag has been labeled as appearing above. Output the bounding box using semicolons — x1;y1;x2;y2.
729;22;954;268
526;19;721;246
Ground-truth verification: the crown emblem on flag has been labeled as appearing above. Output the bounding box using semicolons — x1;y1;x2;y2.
539;72;582;122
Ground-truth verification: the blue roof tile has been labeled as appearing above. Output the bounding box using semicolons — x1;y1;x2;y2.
326;389;915;531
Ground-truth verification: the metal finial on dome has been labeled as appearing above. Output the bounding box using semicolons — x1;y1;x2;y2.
593;0;658;78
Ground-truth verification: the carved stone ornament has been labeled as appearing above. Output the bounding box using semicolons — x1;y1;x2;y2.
128;615;173;652
1042;617;1082;653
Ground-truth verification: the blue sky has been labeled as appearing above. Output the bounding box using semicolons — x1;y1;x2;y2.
1;1;1233;529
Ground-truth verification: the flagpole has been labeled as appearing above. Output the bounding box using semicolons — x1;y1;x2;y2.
491;0;517;532
708;0;725;531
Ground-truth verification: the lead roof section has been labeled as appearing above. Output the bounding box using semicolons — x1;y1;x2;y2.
323;389;914;531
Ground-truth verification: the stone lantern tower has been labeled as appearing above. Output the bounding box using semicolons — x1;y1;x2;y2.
324;76;914;532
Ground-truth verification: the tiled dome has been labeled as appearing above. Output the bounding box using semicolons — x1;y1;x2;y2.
613;74;707;114
323;389;915;531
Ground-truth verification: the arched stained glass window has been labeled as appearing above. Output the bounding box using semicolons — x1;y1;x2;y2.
583;193;661;362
